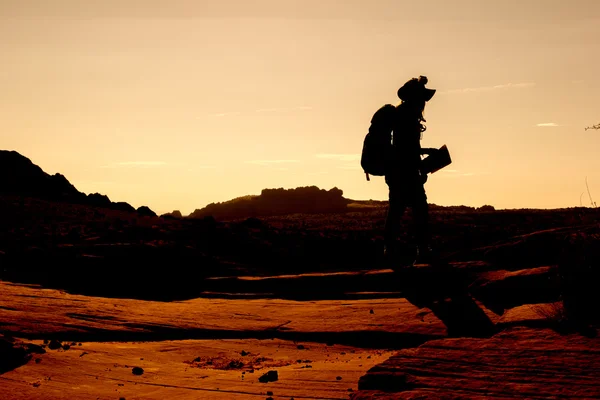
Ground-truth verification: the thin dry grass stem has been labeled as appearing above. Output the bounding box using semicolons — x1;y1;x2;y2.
585;177;597;208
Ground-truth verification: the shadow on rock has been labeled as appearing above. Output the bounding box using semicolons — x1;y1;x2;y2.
393;263;496;338
0;335;45;374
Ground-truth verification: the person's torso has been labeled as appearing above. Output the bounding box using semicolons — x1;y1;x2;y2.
385;105;423;175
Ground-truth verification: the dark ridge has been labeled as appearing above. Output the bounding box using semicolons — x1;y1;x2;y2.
0;150;155;217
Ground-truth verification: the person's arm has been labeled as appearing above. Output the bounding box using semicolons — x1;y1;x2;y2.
420;147;438;156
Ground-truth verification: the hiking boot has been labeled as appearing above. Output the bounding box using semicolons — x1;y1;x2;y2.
385;243;418;272
384;243;405;269
414;246;435;265
383;243;396;265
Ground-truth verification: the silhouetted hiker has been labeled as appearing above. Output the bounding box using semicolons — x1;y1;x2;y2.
383;76;438;266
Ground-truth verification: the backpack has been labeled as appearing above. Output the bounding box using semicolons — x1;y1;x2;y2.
360;104;396;181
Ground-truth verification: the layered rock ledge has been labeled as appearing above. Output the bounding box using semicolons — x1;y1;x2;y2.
353;327;600;399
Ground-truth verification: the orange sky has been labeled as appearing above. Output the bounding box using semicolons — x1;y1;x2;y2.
2;0;600;215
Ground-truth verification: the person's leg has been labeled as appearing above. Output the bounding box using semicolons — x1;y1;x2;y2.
384;184;406;258
412;184;432;263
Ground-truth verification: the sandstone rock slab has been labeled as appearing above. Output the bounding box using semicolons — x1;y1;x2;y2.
353;327;600;399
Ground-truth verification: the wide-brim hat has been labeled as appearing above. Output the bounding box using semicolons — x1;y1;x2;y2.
397;75;436;102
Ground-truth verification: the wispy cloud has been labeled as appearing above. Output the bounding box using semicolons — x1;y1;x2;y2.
100;161;168;168
315;154;361;162
212;112;241;118
246;159;300;166
440;82;535;94
536;122;559;127
316;154;361;172
255;106;313;113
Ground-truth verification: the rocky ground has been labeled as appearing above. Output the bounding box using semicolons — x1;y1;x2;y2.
1;195;599;398
1;335;393;400
2;259;598;399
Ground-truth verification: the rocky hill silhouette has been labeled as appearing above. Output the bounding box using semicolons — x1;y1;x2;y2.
0;150;155;216
189;186;350;220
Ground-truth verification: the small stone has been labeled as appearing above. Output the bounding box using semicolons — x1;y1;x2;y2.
26;344;46;354
48;340;62;350
267;391;273;396
258;370;278;383
336;376;342;380
132;367;144;375
240;350;249;356
297;345;305;350
228;360;244;369
370;309;374;314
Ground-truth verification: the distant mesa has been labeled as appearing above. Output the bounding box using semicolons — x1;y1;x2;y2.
0;150;155;217
189;186;349;220
161;210;183;219
171;210;183;218
187;187;500;220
